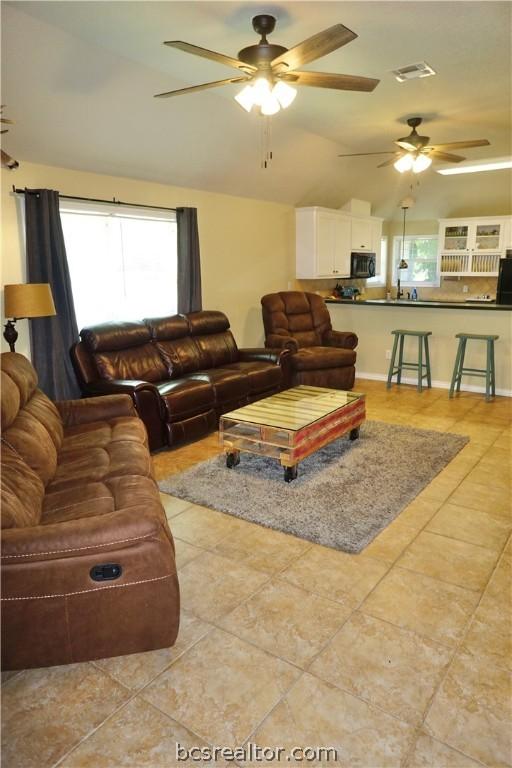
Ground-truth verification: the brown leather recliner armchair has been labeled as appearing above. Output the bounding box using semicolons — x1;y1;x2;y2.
261;291;358;390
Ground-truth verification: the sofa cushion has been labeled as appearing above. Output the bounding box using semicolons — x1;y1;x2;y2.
49;434;152;492
1;371;20;430
155;337;203;378
1;446;44;529
186;312;239;369
42;474;160;525
3;411;59;486
42;482;116;525
289;347;357;371
187;311;230;336
1;352;38;409
81;321;151;352
190;368;250;406
193;333;239;369
61;416;147;452
218;361;281;395
156;378;215;422
24;390;64;450
93;345;167;383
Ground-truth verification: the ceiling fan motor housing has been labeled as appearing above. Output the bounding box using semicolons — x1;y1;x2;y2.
238;17;287;70
252;14;276;37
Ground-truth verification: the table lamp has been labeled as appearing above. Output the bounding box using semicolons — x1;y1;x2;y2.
3;283;56;352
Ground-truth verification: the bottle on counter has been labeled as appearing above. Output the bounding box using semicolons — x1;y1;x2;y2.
411;288;418;300
386;291;391;301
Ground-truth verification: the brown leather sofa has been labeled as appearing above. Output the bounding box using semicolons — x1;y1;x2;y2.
261;291;358;390
71;311;287;451
1;352;179;671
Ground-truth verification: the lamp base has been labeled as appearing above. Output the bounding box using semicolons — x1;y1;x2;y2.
3;319;18;352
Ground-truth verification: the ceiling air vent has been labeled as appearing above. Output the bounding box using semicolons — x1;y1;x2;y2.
392;62;436;82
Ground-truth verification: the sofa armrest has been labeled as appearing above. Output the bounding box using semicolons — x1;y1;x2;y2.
323;330;358;350
1;505;172;564
238;348;290;366
81;380;165;451
56;394;135;427
264;334;299;353
83;379;159;398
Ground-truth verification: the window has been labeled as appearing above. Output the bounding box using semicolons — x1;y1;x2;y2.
392;235;439;287
367;236;387;286
60;201;177;329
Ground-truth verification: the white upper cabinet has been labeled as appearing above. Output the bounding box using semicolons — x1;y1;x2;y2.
438;216;511;276
504;218;512;251
351;218;373;251
296;207;382;279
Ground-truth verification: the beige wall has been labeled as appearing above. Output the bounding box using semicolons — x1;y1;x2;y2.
1;161;295;358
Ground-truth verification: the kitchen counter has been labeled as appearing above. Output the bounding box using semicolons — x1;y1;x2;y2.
327;299;511;395
326;298;512;311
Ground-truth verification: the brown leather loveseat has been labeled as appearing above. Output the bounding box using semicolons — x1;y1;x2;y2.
1;352;179;671
71;311;287;451
261;291;358;390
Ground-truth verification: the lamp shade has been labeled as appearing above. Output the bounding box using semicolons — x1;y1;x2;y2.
4;283;56;319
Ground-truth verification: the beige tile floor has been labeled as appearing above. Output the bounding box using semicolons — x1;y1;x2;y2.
2;379;511;768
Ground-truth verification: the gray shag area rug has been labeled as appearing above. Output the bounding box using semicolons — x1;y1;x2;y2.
159;421;468;553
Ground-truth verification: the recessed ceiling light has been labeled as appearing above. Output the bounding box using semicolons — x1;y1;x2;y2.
392;62;436;82
437;158;512;175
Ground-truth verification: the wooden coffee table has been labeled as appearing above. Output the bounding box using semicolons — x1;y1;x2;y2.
219;385;366;482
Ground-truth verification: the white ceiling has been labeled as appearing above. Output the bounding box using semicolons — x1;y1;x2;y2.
2;1;511;219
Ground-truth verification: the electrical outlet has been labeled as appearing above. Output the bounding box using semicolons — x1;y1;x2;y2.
385;349;392;360
462;285;469;293
287;281;293;291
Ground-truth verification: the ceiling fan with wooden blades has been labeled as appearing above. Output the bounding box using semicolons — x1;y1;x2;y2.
338;117;490;173
0;106;19;170
154;15;380;116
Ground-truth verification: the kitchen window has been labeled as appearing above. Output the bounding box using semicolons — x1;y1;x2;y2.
60;201;177;329
391;235;439;287
367;236;387;286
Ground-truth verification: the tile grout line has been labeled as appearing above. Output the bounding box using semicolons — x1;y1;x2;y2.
401;529;512;768
51;620;221;768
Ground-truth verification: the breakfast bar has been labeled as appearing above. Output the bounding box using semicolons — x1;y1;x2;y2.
326;299;512;395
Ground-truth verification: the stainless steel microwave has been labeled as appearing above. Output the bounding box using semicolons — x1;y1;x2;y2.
350;252;376;278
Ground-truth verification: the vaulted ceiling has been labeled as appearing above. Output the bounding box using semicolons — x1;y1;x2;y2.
2;1;511;219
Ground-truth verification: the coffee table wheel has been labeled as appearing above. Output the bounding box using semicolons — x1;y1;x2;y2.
284;465;298;483
349;427;360;441
226;452;240;469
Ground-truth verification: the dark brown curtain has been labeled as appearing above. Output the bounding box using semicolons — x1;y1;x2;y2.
25;188;81;400
177;207;202;313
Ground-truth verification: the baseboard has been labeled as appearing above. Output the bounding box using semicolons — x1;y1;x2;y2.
356;371;512;398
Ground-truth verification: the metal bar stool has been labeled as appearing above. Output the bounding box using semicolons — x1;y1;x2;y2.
387;330;432;392
449;333;498;401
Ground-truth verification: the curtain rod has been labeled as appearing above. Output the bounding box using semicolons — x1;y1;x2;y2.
11;186;177;214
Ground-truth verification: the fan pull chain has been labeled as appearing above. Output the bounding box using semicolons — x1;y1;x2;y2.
260;116;273;169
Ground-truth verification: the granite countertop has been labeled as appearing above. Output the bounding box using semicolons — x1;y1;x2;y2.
326;298;512;311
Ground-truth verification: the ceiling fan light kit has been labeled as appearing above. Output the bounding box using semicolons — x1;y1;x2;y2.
234;76;297;115
394;152;432;174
